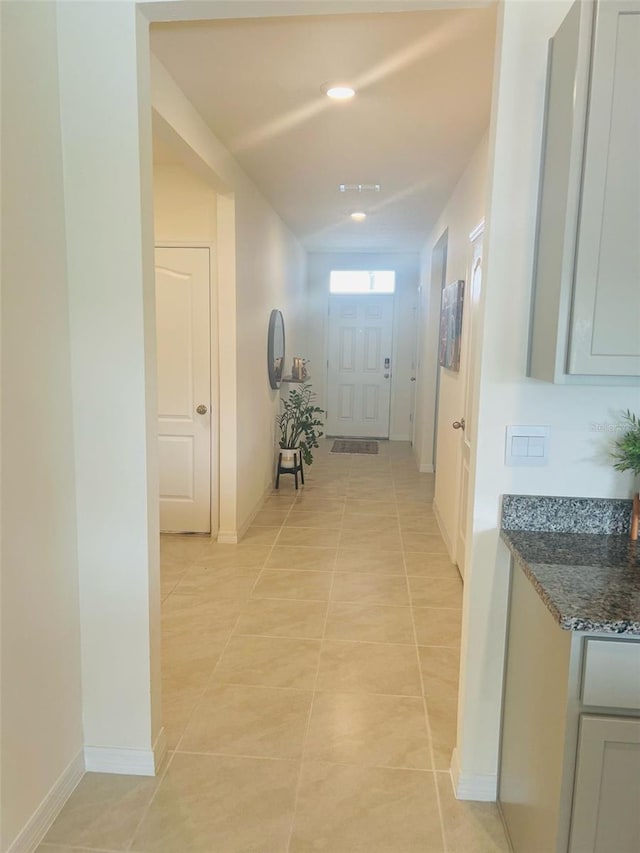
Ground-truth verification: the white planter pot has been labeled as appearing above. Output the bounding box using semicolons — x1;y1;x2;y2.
280;447;299;469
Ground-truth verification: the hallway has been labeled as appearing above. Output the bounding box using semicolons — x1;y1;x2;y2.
39;441;508;853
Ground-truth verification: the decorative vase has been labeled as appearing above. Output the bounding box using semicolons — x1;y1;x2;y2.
280;447;299;469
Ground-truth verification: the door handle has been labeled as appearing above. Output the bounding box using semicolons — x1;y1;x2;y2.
384;373;390;379
196;404;208;415
410;377;416;382
452;419;465;430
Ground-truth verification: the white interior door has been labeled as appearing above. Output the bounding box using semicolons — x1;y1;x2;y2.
455;226;483;577
326;294;394;438
155;247;211;533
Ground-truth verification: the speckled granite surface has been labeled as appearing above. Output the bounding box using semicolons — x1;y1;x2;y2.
501;494;639;634
501;529;640;635
502;494;632;534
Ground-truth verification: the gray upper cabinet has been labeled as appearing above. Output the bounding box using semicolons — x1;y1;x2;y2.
528;0;640;384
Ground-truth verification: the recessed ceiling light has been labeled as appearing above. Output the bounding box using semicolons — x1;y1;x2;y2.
323;84;356;100
350;211;367;222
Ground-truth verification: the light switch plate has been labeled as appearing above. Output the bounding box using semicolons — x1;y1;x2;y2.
505;425;550;466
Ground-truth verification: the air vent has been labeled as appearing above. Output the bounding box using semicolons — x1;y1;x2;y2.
339;184;381;193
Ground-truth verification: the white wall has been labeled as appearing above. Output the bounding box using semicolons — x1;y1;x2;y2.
455;0;640;799
150;55;307;539
306;252;420;441
1;4;83;849
57;1;162;771
414;135;489;554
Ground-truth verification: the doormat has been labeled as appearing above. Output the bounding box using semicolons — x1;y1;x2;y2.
331;440;379;455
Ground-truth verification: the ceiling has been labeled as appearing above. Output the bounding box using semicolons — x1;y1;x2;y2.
150;6;497;253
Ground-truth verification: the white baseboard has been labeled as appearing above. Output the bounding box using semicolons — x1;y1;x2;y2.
432;498;455;561
84;727;166;777
218;483;272;545
6;750;84;853
450;747;498;801
419;462;434;473
216;530;239;544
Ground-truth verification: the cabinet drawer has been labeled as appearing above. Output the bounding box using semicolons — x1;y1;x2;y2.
582;639;640;710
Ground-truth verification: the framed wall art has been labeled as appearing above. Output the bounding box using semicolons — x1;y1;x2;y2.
438;279;465;371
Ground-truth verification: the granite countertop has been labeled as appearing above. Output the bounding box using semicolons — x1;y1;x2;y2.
501;495;640;636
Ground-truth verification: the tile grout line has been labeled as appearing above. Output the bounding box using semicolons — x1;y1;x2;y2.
42;844;124;853
155;496;298;784
128;499;300;851
394;466;450;853
130;543;219;851
284;459;345;853
173;748;444;773
124;749;176;852
154;445;448;853
127;525;264;851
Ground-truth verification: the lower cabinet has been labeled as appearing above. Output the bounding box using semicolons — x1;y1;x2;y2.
499;565;640;852
569;715;640;853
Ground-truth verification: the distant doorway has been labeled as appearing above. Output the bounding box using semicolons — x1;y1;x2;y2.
326;271;395;438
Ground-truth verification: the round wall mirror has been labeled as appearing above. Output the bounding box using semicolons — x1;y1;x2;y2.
267;309;285;389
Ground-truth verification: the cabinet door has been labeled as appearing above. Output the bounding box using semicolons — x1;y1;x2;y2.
569;715;640;853
568;1;640;376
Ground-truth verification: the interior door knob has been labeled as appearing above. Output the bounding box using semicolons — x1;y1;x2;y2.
196;404;208;415
452;418;466;430
410;377;416;382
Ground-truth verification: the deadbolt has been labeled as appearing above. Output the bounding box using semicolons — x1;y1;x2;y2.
196;404;208;415
452;419;466;430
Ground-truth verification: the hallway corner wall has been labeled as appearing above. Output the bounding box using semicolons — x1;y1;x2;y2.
150;55;307;541
57;0;162;775
414;133;489;555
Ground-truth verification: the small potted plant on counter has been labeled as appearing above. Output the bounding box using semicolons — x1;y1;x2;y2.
277;382;325;468
611;409;640;540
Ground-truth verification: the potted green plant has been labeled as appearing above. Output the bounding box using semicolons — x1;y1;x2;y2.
277;382;325;467
611;410;640;540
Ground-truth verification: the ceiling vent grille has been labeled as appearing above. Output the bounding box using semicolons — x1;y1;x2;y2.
339;184;381;193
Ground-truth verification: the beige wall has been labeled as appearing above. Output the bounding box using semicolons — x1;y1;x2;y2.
153;163;217;243
414;135;489;555
306;252;420;441
456;0;640;799
151;55;307;540
1;4;83;848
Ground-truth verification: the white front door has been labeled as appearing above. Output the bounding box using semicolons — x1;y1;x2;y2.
455;226;483;577
155;247;211;533
326;294;394;438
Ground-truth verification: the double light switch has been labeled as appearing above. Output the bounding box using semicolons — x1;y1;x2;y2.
505;425;550;466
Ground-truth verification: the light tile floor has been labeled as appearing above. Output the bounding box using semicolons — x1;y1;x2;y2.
40;440;509;853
